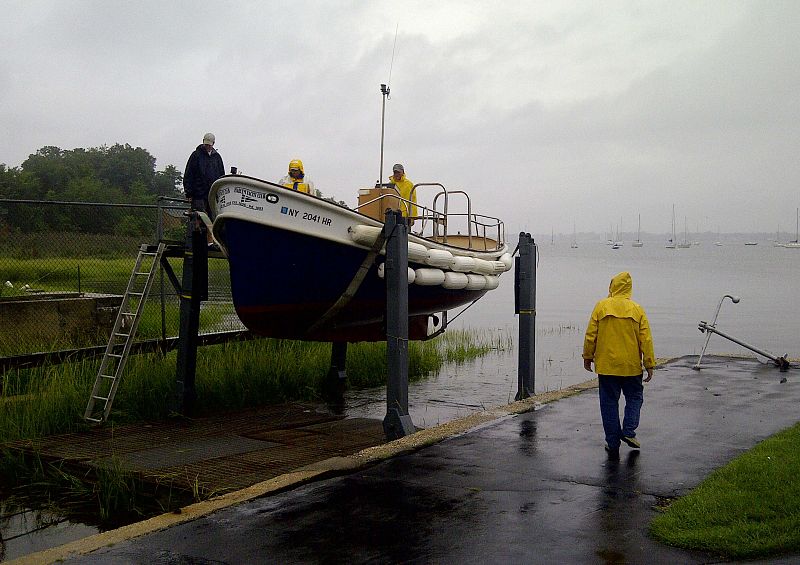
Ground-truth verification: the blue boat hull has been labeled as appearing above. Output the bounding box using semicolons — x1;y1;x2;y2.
221;218;488;342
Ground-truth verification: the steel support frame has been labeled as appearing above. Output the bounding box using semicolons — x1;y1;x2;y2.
515;232;536;400
174;212;208;415
383;209;415;439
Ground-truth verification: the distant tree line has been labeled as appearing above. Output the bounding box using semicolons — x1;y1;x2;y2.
0;144;182;236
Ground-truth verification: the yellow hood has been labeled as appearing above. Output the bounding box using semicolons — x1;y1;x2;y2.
608;271;632;299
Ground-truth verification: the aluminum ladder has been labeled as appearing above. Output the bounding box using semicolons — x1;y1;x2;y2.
84;243;165;422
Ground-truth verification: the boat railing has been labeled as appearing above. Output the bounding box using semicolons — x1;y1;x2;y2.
354;191;447;231
353;183;504;251
416;183;504;251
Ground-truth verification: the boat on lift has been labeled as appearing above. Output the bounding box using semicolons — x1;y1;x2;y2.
208;175;511;342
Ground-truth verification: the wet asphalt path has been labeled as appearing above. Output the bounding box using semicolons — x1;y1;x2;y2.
60;356;800;564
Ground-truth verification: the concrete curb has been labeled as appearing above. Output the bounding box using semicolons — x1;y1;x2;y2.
11;378;599;565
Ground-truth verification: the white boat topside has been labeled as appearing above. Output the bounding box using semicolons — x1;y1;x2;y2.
209;175;509;261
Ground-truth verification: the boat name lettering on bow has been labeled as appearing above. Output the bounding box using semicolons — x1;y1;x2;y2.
233;186;279;204
223;200;263;211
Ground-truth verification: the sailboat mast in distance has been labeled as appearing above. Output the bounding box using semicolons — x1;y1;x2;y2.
571;221;578;248
633;213;643;247
784;207;800;248
677;216;691;248
666;204;677;249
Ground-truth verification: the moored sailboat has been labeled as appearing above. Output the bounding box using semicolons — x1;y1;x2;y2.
632;214;644;247
783;208;800;248
677;216;691;248
666;205;677;249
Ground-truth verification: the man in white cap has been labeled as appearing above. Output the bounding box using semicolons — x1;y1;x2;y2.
183;133;225;246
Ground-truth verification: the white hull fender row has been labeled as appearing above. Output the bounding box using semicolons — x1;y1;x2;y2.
349;224;513;277
377;263;500;291
376;263;417;284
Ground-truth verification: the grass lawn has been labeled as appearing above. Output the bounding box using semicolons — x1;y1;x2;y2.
650;421;800;560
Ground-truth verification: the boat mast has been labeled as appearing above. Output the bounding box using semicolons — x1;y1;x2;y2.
377;25;399;188
378;83;390;187
666;204;676;248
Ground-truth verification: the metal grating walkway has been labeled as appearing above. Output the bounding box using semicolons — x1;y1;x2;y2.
4;403;386;495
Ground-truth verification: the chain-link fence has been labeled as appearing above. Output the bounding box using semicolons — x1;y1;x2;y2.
0;198;245;362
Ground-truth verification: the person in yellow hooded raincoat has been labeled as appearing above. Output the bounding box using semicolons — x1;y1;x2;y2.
582;271;655;457
389;163;418;222
279;159;315;195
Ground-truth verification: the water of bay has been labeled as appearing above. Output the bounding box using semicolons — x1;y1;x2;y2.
346;239;800;426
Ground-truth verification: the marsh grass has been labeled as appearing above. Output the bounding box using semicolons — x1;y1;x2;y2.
0;327;509;441
0;448;191;527
0;327;508;520
438;327;513;363
650;422;800;559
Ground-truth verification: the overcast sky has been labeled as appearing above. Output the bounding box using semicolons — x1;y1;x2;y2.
2;1;798;237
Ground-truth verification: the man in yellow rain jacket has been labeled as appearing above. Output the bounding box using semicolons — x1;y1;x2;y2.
582;271;655;458
389;163;418;221
279;159;316;195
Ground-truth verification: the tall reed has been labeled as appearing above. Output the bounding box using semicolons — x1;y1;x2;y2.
0;327;509;442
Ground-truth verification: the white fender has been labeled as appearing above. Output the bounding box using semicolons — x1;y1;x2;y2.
426;248;455;269
408;241;429;263
489;261;504;274
465;274;486;290
471;258;495;275
451;256;476;273
377;263;415;284
349;225;382;247
484;275;500;290
442;272;469;289
499;253;513;270
414;268;446;286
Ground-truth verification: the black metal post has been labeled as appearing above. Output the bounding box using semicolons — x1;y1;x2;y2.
383;209;415;439
174;212;208;415
322;341;348;413
515;232;536;400
328;342;348;382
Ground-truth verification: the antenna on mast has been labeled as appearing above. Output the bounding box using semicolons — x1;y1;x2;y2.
377;24;399;188
378;83;390;187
